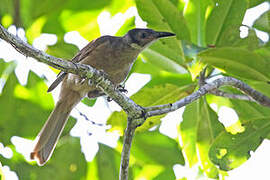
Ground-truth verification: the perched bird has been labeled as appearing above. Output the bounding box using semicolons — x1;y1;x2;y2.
30;28;175;166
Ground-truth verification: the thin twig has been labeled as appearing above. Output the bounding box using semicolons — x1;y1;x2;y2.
209;89;256;102
145;77;270;117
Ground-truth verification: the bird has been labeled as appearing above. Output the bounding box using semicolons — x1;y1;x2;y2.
30;28;175;166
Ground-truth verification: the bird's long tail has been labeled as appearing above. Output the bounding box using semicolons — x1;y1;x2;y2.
30;90;81;166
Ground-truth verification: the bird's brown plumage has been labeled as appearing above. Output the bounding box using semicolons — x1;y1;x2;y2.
30;28;175;165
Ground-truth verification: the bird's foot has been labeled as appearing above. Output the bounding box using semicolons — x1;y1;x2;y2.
107;96;113;102
116;84;128;94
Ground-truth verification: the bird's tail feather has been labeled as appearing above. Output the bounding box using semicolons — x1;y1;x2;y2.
30;90;81;166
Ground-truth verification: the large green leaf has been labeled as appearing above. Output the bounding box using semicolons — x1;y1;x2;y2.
46;38;79;60
87;143;127;180
183;0;212;46
208;95;270;171
209;117;270;171
136;0;188;72
248;0;268;8
0;72;50;144
141;41;186;73
108;83;195;134
136;0;190;41
115;16;135;36
132;131;185;166
1;137;87;180
205;0;247;46
0;70;76;144
130;131;184;179
198;47;270;82
253;10;270;33
180;98;225;178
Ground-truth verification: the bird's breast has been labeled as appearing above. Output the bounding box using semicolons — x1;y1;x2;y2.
81;45;138;84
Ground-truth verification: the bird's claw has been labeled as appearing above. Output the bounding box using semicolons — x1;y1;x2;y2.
107;96;113;102
116;84;128;94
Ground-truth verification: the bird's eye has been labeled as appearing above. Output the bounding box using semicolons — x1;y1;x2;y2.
141;33;146;38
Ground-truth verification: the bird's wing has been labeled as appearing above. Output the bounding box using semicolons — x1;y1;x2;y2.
47;37;107;92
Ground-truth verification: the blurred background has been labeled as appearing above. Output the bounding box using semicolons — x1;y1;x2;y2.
1;0;270;179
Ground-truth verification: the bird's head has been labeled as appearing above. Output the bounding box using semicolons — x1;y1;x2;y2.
124;28;175;50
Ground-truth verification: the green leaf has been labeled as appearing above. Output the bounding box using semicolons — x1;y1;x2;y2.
180;98;224;178
136;0;190;41
205;0;247;46
46;38;79;60
1;137;87;179
198;47;270;82
107;0;134;15
115;16;135;36
58;10;101;40
141;41;187;73
108;83;195;134
135;0;188;70
209;98;270;171
231;29;261;51
248;0;267;8
253;10;270;33
87;144;124;180
0;72;51;144
209;118;270;171
183;0;212;46
230;99;270;124
132;131;185;166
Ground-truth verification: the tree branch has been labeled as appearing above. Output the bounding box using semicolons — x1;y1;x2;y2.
119;118;136;180
145;76;270;117
0;24;144;118
209;89;256;102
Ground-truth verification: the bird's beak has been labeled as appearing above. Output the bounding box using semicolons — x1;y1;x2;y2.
155;31;175;38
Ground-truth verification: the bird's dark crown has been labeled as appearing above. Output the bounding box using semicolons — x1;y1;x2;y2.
125;28;175;49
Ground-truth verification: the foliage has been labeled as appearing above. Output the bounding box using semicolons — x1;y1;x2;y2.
1;0;270;179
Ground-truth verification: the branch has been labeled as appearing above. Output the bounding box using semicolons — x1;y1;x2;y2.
209;89;256;102
0;24;143;180
145;76;270;117
119;118;136;180
0;24;144;118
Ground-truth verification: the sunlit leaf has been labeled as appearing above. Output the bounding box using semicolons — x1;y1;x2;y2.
209;96;270;171
183;0;212;46
136;0;188;72
253;10;270;33
136;0;190;41
115;16;135;36
132;131;185;166
198;47;270;82
46;38;79;60
205;0;247;46
248;0;267;8
209;118;270;171
87;144;128;180
0;137;87;179
180;98;224;178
